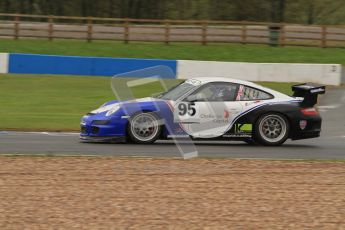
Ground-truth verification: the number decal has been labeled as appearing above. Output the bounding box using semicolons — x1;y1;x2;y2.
178;103;187;116
174;102;199;123
188;103;196;116
178;102;196;116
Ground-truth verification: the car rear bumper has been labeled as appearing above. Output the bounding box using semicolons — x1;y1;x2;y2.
290;115;322;140
291;130;321;140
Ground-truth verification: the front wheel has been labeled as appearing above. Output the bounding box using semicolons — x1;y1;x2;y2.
254;113;290;146
127;112;161;144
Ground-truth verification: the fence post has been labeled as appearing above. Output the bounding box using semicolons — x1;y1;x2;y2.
87;17;93;42
279;24;285;47
124;18;129;44
14;16;20;40
48;16;54;41
321;25;327;48
165;20;170;45
241;24;247;44
201;21;208;45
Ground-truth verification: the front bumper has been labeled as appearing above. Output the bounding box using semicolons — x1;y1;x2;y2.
80;135;126;143
79;115;128;142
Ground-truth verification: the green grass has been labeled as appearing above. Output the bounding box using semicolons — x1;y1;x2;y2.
0;74;293;131
259;82;293;95
1;39;345;64
0;74;113;131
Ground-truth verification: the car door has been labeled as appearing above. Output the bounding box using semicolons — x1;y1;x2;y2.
174;82;243;138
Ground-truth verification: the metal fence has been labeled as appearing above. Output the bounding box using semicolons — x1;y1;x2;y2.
0;13;345;48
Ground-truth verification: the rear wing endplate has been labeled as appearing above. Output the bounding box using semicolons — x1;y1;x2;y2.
292;83;326;107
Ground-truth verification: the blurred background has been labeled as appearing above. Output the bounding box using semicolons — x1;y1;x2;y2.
1;0;345;24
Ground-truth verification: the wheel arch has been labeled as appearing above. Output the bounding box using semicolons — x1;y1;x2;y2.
238;104;297;137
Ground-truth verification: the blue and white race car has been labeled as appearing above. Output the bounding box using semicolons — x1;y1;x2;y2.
80;77;325;146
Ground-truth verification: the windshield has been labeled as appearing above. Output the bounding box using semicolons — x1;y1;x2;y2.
158;82;197;101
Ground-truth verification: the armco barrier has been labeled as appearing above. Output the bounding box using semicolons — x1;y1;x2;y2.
7;53;177;78
177;60;342;86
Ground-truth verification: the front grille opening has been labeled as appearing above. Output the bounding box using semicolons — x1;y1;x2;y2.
91;127;100;134
92;120;109;125
81;126;87;134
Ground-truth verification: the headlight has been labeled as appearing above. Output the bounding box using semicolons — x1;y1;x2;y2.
106;104;121;117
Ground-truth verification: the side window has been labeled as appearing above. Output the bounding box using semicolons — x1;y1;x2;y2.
188;82;238;102
236;85;272;101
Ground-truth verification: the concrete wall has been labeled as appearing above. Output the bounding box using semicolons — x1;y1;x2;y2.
177;60;342;86
1;52;342;85
0;53;8;74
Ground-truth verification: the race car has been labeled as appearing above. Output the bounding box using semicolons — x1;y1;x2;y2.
80;77;325;146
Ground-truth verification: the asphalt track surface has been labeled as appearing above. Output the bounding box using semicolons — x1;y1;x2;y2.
1;88;344;160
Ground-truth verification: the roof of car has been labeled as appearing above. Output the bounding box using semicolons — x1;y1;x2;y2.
187;77;262;88
186;77;291;99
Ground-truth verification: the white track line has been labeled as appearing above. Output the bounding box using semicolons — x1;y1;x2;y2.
1;131;79;136
41;132;79;136
318;104;342;113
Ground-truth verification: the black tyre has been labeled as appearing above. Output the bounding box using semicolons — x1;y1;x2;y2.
127;112;161;144
254;113;289;146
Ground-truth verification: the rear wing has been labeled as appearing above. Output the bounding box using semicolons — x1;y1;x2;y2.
292;83;326;107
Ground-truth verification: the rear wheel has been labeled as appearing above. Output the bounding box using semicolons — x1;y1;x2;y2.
254;113;289;146
127;112;161;144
